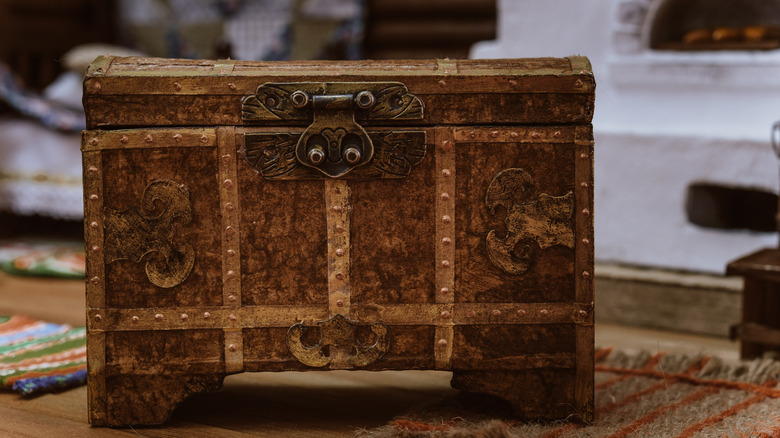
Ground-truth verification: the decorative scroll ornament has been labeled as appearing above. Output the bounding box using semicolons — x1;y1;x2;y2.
243;130;426;179
286;314;390;368
104;179;195;288
485;169;574;274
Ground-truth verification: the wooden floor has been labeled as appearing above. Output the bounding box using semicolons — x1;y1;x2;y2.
0;271;739;437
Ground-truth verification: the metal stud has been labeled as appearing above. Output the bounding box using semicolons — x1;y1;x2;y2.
228;82;237;90
510;132;519;138
437;338;448;346
491;309;501;317
491;130;499;138
441;193;450;201
336;248;345;256
90;221;99;229
440;287;450;294
442;237;451;245
582;271;590;279
442;215;451;224
222;154;232;164
226;270;236;278
181;313;189;321
508;80;517;86
517;309;526;317
470;131;477;139
155;313;164;321
200;135;209;144
531;132;541;139
91;245;100;252
575;79;584;87
131;316;139;323
335;272;344;280
581;182;588;188
94;314;102;322
120;135;129;144
335;225;344;233
145;134;154;143
90;137;99;146
229;314;237;321
582;238;590;245
440;311;451;319
441;260;450;268
89;194;99;201
438;80;446;87
203;312;211;319
333;205;342;212
90;276;100;284
227;249;236;256
582;208;590;217
336;300;344;307
580;153;588;159
578;310;588;318
228;344;237;352
228;295;237;302
92;81;102;92
553;131;562;138
441;169;451;177
174;82;182;91
225;226;235;236
224;179;233;189
88;166;98;173
225;203;235;211
466;310;476;318
442;140;453;151
173;133;182;142
540;309;549;316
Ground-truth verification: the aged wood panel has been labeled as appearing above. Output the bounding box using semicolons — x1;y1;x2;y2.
238;154;328;306
350;147;435;304
455;134;576;303
105;330;224;375
101;147;222;308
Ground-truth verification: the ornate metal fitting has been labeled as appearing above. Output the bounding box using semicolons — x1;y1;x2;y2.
242;82;424;178
286;314;390;368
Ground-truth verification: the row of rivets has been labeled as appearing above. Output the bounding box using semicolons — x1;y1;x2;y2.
467;130;562;141
90;133;211;146
99;312;239;323
436;137;456;359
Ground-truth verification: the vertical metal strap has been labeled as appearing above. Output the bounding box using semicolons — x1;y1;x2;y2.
218;126;243;373
574;125;595;421
82;138;108;424
435;128;456;369
326;179;351;317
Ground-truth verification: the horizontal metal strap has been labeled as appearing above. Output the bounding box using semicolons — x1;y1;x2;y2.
87;302;593;332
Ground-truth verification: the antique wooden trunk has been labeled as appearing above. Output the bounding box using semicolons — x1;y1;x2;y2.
81;56;595;426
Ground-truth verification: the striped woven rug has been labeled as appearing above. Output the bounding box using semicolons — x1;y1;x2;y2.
358;348;780;438
0;315;86;395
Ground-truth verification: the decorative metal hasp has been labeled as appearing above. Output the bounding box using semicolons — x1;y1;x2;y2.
286;314;390;368
242;82;423;178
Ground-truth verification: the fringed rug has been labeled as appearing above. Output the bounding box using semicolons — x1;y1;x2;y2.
357;348;780;438
0;315;86;395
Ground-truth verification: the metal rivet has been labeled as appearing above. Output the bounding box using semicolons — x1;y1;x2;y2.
441;311;451;319
580;153;588;159
442;169;451;177
228;82;236;90
173;133;182;142
581;182;588;188
491;309;501;317
582;209;590;217
442;215;451;224
225;203;235;211
91;245;100;252
90;137;99;146
582;238;590;245
336;300;344;307
441;260;450;268
335;225;344;233
203;312;211;319
578;310;588;318
531;132;541;139
575;79;584;87
540;309;549;316
92;81;102;92
227;249;236;256
155;313;164;321
228;344;237;352
120;135;129;144
553;131;562;138
466;310;476;318
226;226;235;236
174;82;182;91
200;135;209;144
90;276;100;284
437;338;448;346
131;316;139;323
509;80;517;86
442;237;452;245
94;314;102;322
336;248;345;256
442;140;453;151
227;270;236;278
491;130;499;138
88;165;98;173
228;295;237;302
440;287;450;294
229;314;237;321
333;205;342;212
470;131;477;139
441;193;450;201
222;154;232;163
145;134;154;143
89;221;99;229
517;309;526;317
438;80;446;87
510;132;519;138
224;179;233;188
181;313;189;321
335;272;344;280
89;194;99;201
582;271;590;279
265;96;277;107
334;187;341;194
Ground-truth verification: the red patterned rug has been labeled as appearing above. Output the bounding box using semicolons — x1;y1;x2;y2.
357;348;780;438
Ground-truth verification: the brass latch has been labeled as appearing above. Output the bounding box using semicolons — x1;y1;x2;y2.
242;82;424;178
